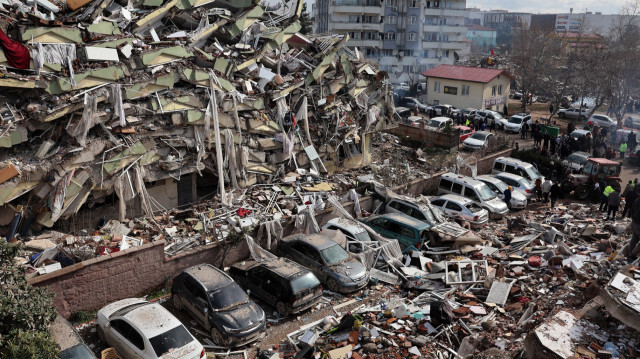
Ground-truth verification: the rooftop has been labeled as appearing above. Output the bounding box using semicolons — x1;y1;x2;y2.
422;65;513;83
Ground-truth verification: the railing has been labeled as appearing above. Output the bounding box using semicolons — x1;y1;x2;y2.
332;0;381;6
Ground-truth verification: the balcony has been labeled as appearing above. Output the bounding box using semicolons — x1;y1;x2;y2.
330;22;383;31
331;0;382;14
423;24;466;34
347;39;381;48
424;8;468;17
422;41;468;50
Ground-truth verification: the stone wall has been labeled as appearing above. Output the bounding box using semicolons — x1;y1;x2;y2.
29;239;249;317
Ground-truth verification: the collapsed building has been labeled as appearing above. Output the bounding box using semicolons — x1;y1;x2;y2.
0;0;397;239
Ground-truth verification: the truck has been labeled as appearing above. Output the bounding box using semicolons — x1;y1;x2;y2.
561;158;622;199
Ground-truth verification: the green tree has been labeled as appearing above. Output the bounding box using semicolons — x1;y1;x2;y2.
299;2;313;35
0;242;59;358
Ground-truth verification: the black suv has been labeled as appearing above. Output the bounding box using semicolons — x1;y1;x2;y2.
171;264;265;347
229;258;323;316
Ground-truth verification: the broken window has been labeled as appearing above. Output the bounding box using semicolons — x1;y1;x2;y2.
462;84;470;96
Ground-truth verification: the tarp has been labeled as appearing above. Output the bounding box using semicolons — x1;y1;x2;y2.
0;28;30;69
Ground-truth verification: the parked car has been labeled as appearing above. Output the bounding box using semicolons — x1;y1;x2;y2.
429;194;489;228
475;175;527;209
491;172;534;199
504;113;532;133
393;107;412;122
322;217;374;252
395;83;410;91
433;104;454;116
278;234;369;293
53;315;98;359
404;115;426;128
229;258;323;316
438;172;509;218
60;344;97;359
361;212;430;250
463;131;495;151
461;108;477;120
171;264;266;347
624;116;640;130
96;298;205;359
474;110;503;127
558;107;589;120
400;97;428;112
425;117;453;132
590;114;617;130
569;129;592;140
454;125;475;141
562;151;592;172
492;157;544;184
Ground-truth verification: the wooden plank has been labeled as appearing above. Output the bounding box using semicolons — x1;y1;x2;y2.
0;164;19;184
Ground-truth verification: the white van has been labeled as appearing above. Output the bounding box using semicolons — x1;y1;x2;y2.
491;157;544;183
425;117;453;132
437;173;508;218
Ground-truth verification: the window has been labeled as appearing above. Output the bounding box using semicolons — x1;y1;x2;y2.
492;86;496;96
404;50;414;56
445;50;450;57
387;16;397;24
399;226;416;239
431;199;446;207
382;49;393;56
386;0;398;7
363;15;376;23
349;15;359;23
384;32;396;40
409;16;417;24
149;325;194;358
407;33;417;41
451;182;463;194
445;201;462;211
349;32;361;39
110;319;145;351
505;165;517;174
410;0;419;7
498;85;503;95
433;81;441;92
439;178;453;190
421;50;429;57
494;162;503;171
465;187;480;202
462;84;470;96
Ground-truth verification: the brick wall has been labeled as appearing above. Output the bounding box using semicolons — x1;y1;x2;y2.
29;239;249;317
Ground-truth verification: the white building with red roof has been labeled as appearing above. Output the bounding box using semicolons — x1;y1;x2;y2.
422;65;513;111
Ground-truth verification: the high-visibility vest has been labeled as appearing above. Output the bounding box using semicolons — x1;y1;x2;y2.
620;143;628;153
604;186;615;197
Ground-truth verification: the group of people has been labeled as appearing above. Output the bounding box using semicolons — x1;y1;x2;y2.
533;177;561;208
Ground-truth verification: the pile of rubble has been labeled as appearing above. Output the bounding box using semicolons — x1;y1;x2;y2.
258;200;640;359
0;0;399;244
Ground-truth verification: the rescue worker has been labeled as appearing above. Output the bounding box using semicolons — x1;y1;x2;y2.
542;178;552;203
620;141;628;159
504;186;512;209
607;188;621;220
550;181;560;208
600;184;615;212
622;185;637;218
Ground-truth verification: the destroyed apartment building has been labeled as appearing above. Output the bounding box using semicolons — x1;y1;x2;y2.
0;0;397;240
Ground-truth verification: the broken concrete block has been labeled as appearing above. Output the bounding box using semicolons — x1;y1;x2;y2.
85;47;119;62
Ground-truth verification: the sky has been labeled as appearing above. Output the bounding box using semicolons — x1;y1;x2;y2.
466;0;628;15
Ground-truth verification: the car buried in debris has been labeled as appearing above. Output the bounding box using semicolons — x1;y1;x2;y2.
229;258;323;316
96;298;205;359
171;264;266;347
278;234;369;293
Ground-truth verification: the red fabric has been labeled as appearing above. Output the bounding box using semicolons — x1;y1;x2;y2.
0;28;30;69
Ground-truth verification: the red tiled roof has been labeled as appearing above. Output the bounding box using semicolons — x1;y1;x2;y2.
422;65;513;83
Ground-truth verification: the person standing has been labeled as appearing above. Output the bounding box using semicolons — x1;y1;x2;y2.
503;104;508;118
627;194;640;261
549;103;554;115
600;184;614;212
457;112;462;126
542;178;552;203
550;135;557;156
622;186;638;218
607;189;621;220
550;181;560;208
504;186;512;209
624;180;634;196
543;132;550;151
620;141;628;159
535;178;543;201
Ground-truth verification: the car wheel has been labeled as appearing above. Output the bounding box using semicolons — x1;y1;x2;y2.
276;301;290;316
97;326;106;344
326;278;340;293
171;294;183;311
210;328;226;346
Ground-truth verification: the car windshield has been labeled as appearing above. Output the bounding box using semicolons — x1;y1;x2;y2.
518;177;533;187
470;133;488;140
488;179;508;192
427;120;442;127
467;203;484;213
477;184;496;200
508;117;523;124
320;244;349;265
354;230;372;242
149;325;194;357
291;272;321;294
525;166;542;180
493;113;503;119
59;344;95;359
208;283;249;310
567;154;588;164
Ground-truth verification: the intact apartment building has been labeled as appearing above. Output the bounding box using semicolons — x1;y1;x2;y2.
313;0;470;84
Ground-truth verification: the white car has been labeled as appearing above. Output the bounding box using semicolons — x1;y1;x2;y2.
463;131;495;151
569;129;592;140
562;151;592;172
429;194;489;228
504;114;532;133
475;175;527;209
491;172;535;199
590;114;617;130
425;117;453;131
558;107;589;120
97;298;205;359
322;217;373;253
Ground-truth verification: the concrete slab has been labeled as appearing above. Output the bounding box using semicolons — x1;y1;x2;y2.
85;47;119;62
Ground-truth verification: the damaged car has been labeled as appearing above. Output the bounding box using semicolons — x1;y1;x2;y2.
279;234;369;293
171;264;265;347
229;258;323;316
96;298;205;359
